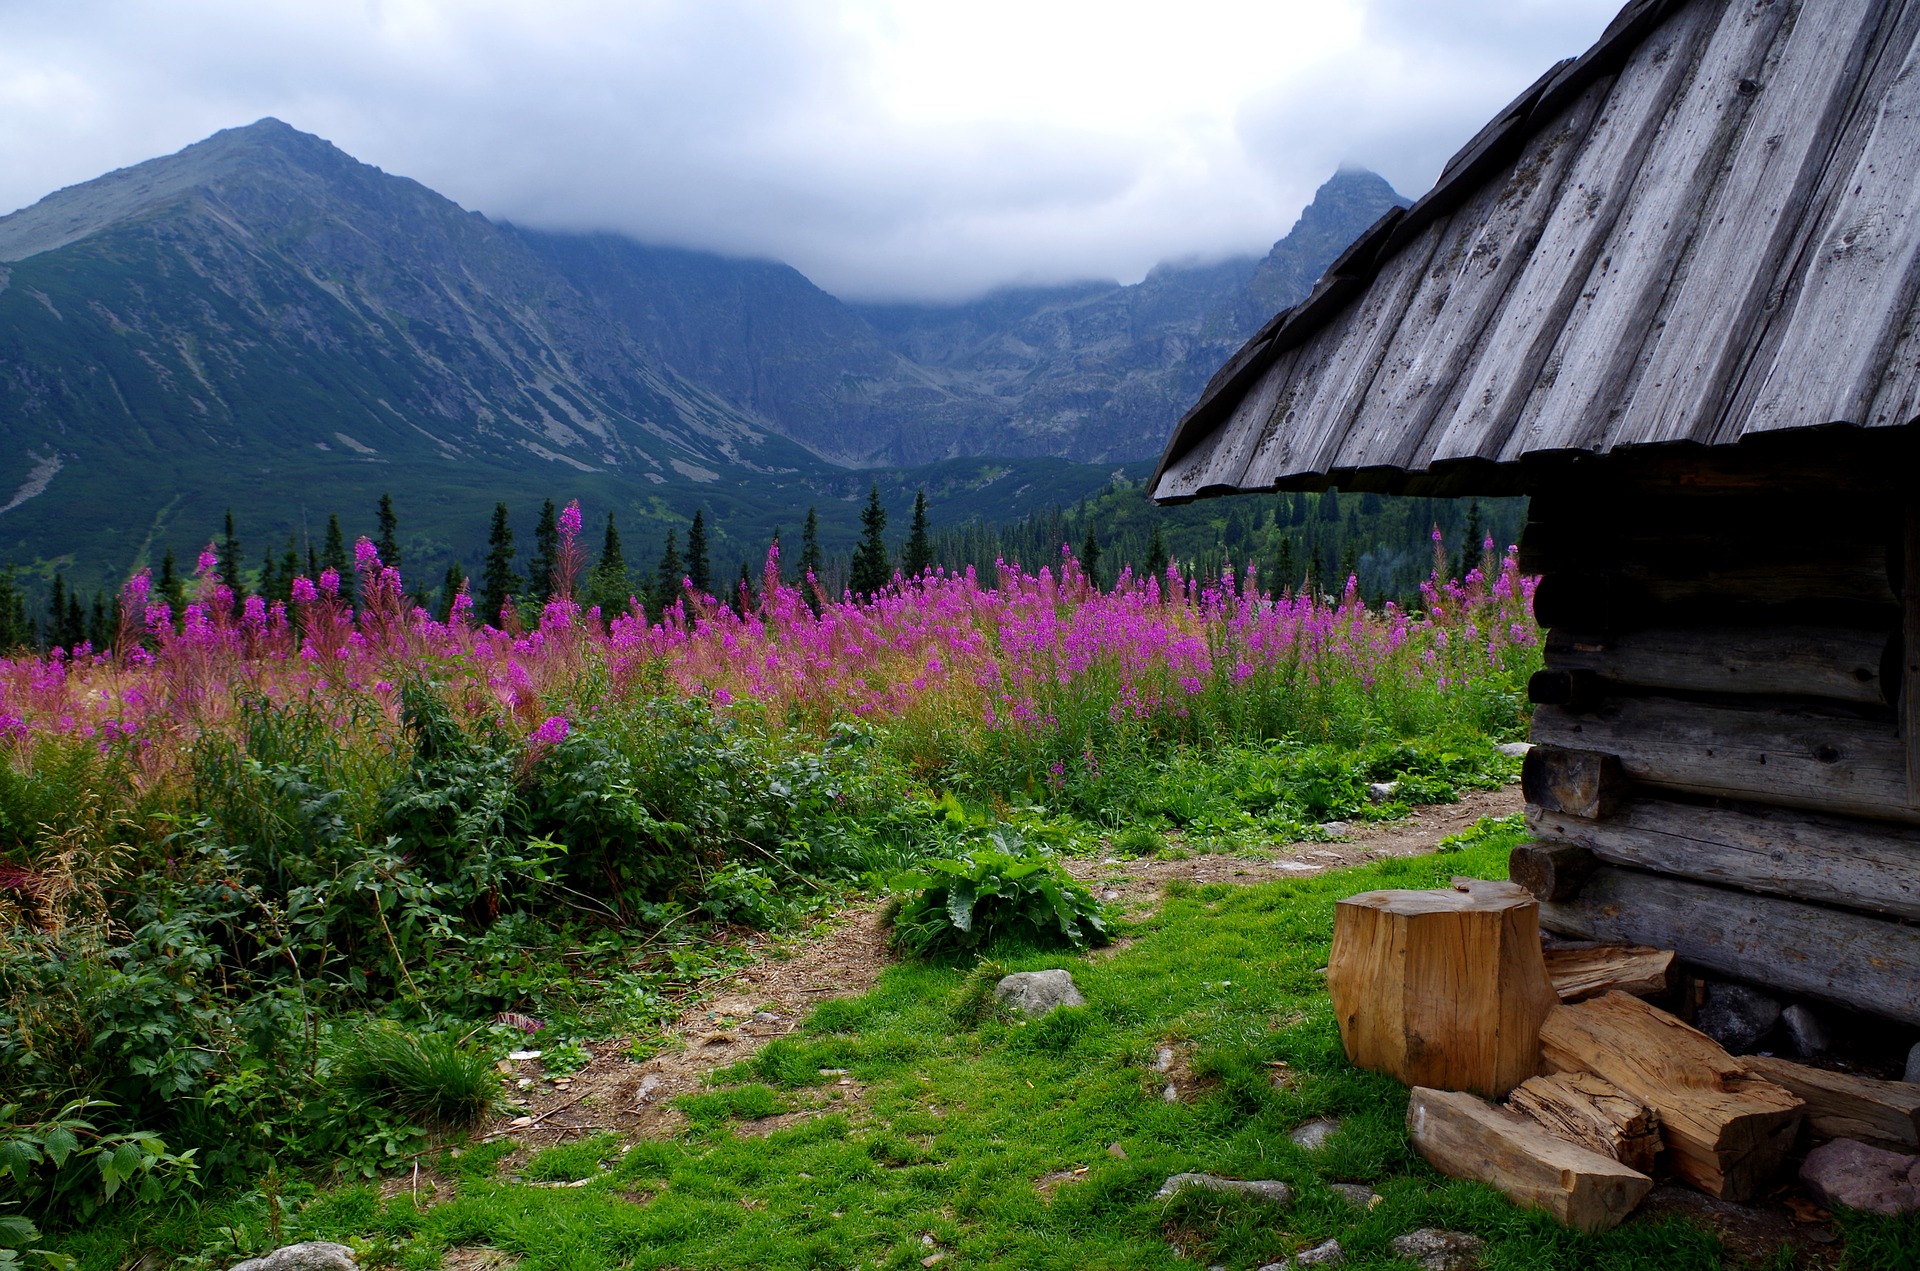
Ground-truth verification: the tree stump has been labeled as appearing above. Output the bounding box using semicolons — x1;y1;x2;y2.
1327;883;1557;1097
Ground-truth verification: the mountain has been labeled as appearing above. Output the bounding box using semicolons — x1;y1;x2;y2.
0;120;1404;590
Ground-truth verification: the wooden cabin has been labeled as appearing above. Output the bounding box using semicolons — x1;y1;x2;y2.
1150;0;1920;1028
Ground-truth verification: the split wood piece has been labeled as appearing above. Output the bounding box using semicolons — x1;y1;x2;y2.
1522;746;1629;821
1538;991;1803;1202
1530;697;1919;826
1327;885;1556;1098
1509;1070;1663;1174
1528;798;1920;921
1743;1055;1920;1152
1538;866;1920;1026
1541;944;1675;1003
1510;841;1599;903
1407;1086;1653;1233
1543;625;1896;708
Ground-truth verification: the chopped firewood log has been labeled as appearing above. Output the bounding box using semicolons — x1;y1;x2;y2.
1539;992;1803;1202
1510;842;1599;902
1743;1055;1920;1151
1328;885;1558;1097
1509;1070;1663;1174
1542;944;1677;1002
1408;1086;1653;1233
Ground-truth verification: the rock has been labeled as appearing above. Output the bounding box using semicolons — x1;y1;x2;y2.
1154;1046;1176;1072
1800;1138;1920;1216
1693;982;1782;1054
1782;1004;1830;1057
1108;1143;1128;1159
1257;1238;1346;1270
1318;821;1352;837
1154;1173;1294;1207
994;970;1085;1016
1162;1082;1180;1103
1388;1229;1485;1270
1288;1117;1341;1150
1906;1041;1920;1085
1367;781;1400;803
1329;1183;1379;1208
1497;742;1532;758
230;1244;358;1271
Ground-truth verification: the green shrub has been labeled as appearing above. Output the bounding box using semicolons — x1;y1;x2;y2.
331;1024;500;1130
1110;826;1164;857
887;837;1108;958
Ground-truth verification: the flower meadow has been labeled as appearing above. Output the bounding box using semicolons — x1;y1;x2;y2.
0;502;1539;1239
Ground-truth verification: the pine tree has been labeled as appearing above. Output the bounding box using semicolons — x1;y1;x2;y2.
0;569;23;649
736;560;753;615
1273;536;1298;595
654;531;684;612
528;499;558;604
849;483;890;597
902;491;932;580
799;508;823;578
278;537;300;604
588;512;628;615
687;509;712;596
47;575;65;650
219;508;244;602
1319;487;1341;522
1080;524;1102;590
441;560;466;622
480;503;520;623
321;513;353;604
159;549;184;617
1456;500;1485;580
258;548;278;609
1145;523;1168;577
376;493;400;568
88;593;111;650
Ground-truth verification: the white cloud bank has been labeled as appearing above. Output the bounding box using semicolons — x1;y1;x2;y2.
0;0;1620;299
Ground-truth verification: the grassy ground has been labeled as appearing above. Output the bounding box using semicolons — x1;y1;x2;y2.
85;817;1918;1271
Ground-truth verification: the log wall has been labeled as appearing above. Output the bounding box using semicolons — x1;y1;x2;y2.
1515;440;1920;1026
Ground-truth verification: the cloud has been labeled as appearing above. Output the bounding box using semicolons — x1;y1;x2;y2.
0;0;1623;300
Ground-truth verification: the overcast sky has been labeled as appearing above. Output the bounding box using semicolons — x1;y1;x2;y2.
0;0;1620;301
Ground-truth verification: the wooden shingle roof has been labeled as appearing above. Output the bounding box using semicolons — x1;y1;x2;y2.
1151;0;1920;502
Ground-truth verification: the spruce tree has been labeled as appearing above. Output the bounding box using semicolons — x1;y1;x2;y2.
441;560;466;622
159;549;184;616
1274;536;1298;595
278;536;300;604
528;498;558;604
589;513;628;614
1145;523;1168;577
0;570;24;649
47;575;65;649
88;593;110;650
258;548;278;609
849;483;890;597
736;560;753;615
321;513;354;604
1080;525;1102;590
654;531;684;611
1456;501;1485;580
902;491;932;579
687;509;712;596
376;493;400;567
799;508;823;578
480;503;520;623
219;508;244;601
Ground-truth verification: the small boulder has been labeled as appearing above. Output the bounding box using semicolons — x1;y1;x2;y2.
1257;1238;1346;1269
1693;983;1781;1054
1288;1117;1341;1150
1155;1173;1293;1207
1318;821;1351;837
1388;1229;1485;1270
1367;781;1400;803
1800;1138;1920;1216
1782;1003;1830;1057
1329;1182;1379;1209
1906;1041;1920;1085
994;970;1085;1017
230;1244;359;1271
1496;742;1531;759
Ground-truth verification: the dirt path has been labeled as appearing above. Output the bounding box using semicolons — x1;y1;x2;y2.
404;785;1526;1198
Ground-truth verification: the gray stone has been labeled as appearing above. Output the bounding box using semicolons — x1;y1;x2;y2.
1906;1041;1920;1085
1782;1003;1830;1057
1693;983;1782;1054
1288;1117;1341;1150
1800;1138;1920;1216
1388;1229;1485;1270
1154;1172;1294;1207
1329;1182;1379;1209
230;1244;358;1271
993;970;1085;1017
1367;781;1400;803
1257;1239;1346;1270
1318;821;1352;837
1496;742;1532;759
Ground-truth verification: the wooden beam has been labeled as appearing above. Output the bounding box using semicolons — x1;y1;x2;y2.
1509;1070;1663;1173
1530;697;1918;825
1510;841;1599;902
1538;867;1920;1025
1544;625;1896;707
1538;992;1802;1202
1904;501;1920;805
1408;1086;1653;1233
1743;1055;1920;1152
1542;944;1676;1002
1527;799;1920;921
1522;745;1630;820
